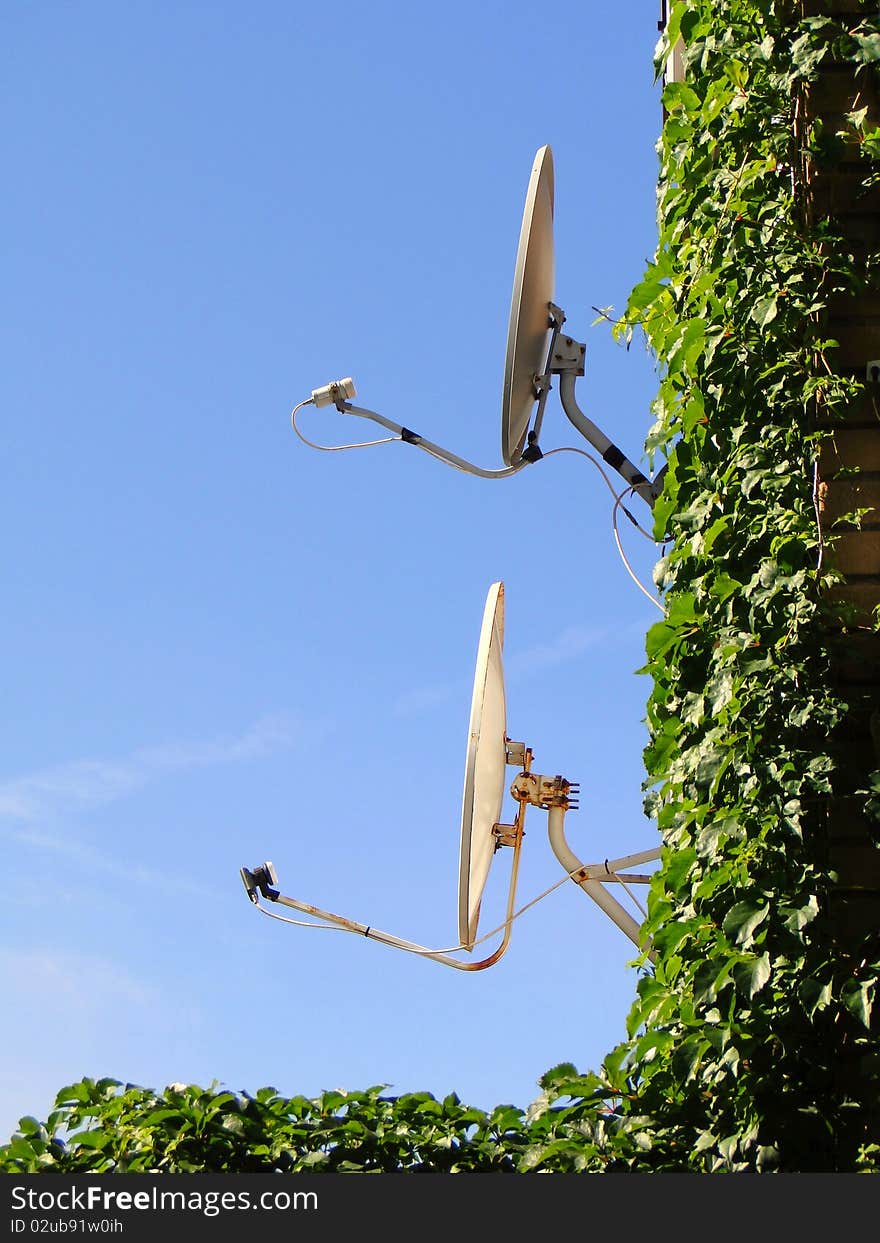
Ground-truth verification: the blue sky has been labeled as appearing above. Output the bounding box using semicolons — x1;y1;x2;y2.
2;1;667;1139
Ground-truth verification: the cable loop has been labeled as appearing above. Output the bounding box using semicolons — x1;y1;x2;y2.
290;398;399;452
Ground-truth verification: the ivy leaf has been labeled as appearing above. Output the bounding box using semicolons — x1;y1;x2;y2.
693;1129;718;1154
722;901;769;948
697;814;743;855
790;32;827;77
726;59;748;91
750;295;778;328
645;620;680;661
536;1062;581;1093
16;1117;47;1139
631;1030;676;1065
660;845;697;892
663;81;702;115
300;1150;330;1169
666;591;698;626
601;1042;632;1094
627;274;667;313
854;33;880;65
707;669;736;715
782;895;818;933
681;389;706;433
669;318;708;374
702;517;729;554
733;953;772;998
710;571;742;602
672;1036;710;1081
55;1082;94;1106
67;1130;110;1150
842;979;874;1028
5;1138;44;1165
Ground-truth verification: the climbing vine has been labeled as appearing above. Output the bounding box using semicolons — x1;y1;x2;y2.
4;0;880;1175
575;0;880;1171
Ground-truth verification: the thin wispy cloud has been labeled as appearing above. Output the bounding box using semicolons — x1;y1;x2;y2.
0;714;311;826
0;948;194;1143
505;624;610;679
393;681;462;717
7;824;207;899
392;623;613;718
0;947;157;1010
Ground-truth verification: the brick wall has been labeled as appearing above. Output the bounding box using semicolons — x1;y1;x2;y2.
802;0;880;946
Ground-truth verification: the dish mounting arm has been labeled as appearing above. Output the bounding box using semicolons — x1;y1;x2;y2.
542;311;665;510
305;378;530;480
239;796;527;972
511;769;658;960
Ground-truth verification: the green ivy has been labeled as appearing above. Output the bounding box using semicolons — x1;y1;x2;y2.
4;0;880;1175
576;0;880;1172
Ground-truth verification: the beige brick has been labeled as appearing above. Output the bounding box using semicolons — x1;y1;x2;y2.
815;213;880;259
829;892;880;946
805;70;880;118
830;528;880;575
814;793;877;837
817;390;880;429
809;170;880;218
831;323;880;370
825;579;880;621
827;631;880;683
829;841;880;888
802;0;880;14
827;292;880;320
818;475;880;523
821;428;880;472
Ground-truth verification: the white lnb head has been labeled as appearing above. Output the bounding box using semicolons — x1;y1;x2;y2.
311;377;357;408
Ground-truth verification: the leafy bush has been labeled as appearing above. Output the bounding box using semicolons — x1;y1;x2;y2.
0;1069;625;1174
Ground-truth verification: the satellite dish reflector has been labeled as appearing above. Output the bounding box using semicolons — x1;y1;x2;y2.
458;580;507;949
297;140;666;515
501;145;555;466
241;576;661;966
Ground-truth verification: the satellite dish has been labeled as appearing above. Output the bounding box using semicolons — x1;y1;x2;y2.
240;580;526;972
501;144;555;467
295;141;665;510
240;589;662;966
458;581;507;950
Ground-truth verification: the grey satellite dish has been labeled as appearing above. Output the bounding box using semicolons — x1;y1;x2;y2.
240;580;662;966
239;582;525;972
294;143;666;508
501;145;555;467
458;580;507;949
